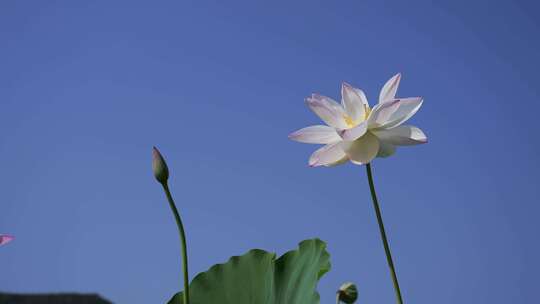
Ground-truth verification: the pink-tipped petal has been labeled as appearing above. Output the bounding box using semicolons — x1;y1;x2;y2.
372;125;427;146
308;142;347;167
306;94;349;129
0;235;14;246
324;156;349;167
379;73;401;104
368;97;423;129
341;82;368;121
288;125;341;144
381;97;423;129
367;99;402;129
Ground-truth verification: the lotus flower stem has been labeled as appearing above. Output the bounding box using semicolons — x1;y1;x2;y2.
161;182;190;304
365;163;403;304
153;147;190;304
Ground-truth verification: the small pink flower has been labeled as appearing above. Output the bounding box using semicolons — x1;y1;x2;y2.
0;234;14;246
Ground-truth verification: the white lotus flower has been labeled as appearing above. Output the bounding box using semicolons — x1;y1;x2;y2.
289;73;427;167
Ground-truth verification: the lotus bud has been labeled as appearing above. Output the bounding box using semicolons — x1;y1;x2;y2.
337;282;358;304
152;147;169;184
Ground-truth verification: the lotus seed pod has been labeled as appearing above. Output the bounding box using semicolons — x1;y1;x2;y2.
337;282;358;303
152;147;169;184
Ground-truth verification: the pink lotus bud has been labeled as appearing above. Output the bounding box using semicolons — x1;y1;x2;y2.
0;234;14;246
152;147;169;184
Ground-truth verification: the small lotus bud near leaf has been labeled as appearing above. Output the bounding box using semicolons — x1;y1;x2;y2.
337;282;358;304
152;146;169;184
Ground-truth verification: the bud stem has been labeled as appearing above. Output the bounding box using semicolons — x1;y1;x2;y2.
365;163;404;304
161;182;190;304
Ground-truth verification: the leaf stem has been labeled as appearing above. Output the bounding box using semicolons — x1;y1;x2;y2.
365;163;403;304
162;182;190;304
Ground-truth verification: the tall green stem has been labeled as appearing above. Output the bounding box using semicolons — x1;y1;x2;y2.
162;182;190;304
365;163;404;304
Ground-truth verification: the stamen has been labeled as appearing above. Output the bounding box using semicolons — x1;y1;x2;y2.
364;105;371;120
344;115;356;127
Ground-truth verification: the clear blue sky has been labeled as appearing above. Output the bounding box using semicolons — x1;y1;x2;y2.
1;1;539;303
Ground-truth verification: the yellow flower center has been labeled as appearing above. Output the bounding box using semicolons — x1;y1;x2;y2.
344;115;356;128
344;105;371;128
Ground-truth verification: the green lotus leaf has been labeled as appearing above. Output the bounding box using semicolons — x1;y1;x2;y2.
168;238;331;304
